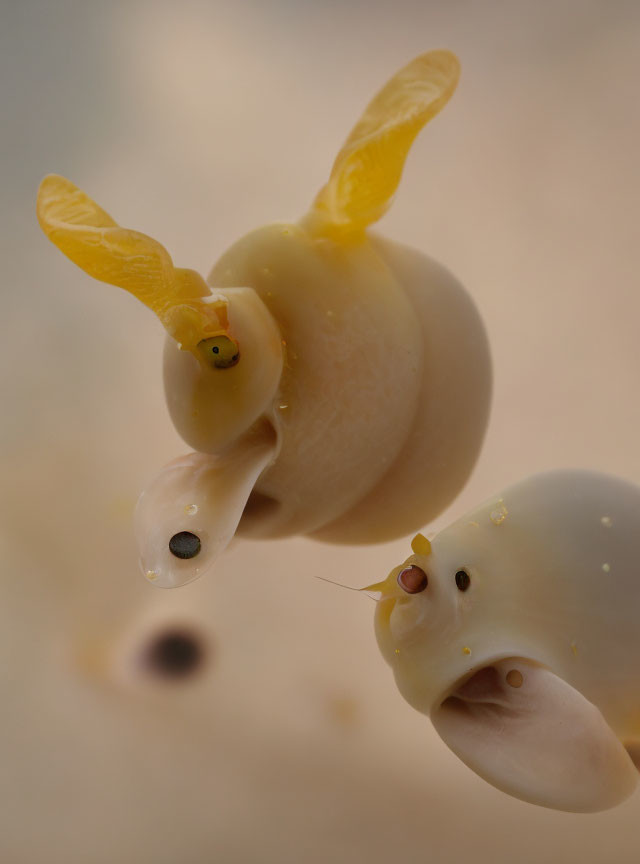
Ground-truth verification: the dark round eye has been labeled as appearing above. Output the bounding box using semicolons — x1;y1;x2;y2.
197;335;240;369
397;565;428;594
455;569;471;591
169;531;201;559
145;629;206;680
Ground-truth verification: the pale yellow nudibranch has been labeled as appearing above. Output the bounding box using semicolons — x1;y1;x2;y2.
37;50;491;589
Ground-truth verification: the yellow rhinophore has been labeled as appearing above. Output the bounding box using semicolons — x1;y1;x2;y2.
37;175;229;352
309;50;460;235
411;532;432;557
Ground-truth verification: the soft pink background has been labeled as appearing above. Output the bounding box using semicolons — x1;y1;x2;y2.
2;1;640;861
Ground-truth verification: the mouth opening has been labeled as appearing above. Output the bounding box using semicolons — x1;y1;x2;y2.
239;490;282;533
235;416;283;536
439;666;506;718
432;653;523;716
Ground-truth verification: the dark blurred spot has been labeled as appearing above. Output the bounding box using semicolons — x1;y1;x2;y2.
455;569;471;591
145;630;206;680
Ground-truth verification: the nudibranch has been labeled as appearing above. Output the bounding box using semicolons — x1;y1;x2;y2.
37;50;491;588
371;470;640;812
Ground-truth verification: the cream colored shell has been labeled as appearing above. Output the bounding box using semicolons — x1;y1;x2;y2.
374;470;640;812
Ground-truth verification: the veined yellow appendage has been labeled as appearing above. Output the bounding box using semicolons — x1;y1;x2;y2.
309;50;460;235
36;174;228;352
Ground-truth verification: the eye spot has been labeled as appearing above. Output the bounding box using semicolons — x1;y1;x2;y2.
455;569;471;591
144;629;206;680
397;565;428;594
169;531;201;559
197;335;240;369
506;669;523;688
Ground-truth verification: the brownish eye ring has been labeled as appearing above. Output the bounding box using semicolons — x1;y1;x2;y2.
397;565;428;594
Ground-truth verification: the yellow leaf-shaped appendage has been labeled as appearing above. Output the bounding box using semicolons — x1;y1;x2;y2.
310;50;460;235
37;175;226;350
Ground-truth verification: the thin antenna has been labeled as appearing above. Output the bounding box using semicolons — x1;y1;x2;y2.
313;574;378;601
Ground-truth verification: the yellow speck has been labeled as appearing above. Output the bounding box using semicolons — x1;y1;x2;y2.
145;570;159;582
462;645;471;656
411;532;432;557
468;520;480;529
490;500;508;526
601;516;613;528
184;504;198;516
394;648;401;655
570;642;578;656
602;563;611;573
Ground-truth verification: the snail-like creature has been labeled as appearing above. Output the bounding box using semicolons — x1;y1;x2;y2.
37;50;491;588
371;470;640;812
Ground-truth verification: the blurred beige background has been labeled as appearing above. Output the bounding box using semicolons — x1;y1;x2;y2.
2;0;640;862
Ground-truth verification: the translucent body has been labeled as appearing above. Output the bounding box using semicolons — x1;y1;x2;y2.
374;470;640;812
37;50;491;587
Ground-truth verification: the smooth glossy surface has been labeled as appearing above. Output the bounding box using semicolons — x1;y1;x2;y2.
373;471;640;812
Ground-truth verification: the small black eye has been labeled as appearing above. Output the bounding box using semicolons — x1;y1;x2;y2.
212;346;220;354
145;630;206;680
169;531;201;559
455;569;471;591
397;565;428;594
